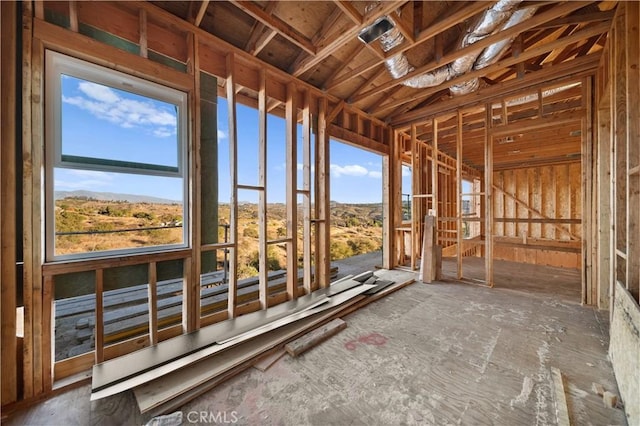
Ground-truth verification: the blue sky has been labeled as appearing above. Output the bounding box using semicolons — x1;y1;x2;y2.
57;76;385;204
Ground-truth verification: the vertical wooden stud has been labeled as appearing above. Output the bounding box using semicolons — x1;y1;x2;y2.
1;0;18;404
410;124;418;270
382;127;395;269
626;0;640;300
432;119;439;239
139;9;148;58
21;0;34;398
68;1;78;32
456;110;463;279
302;90;312;295
187;32;201;330
42;275;53;391
485;104;494;287
315;97;330;287
285;82;298;300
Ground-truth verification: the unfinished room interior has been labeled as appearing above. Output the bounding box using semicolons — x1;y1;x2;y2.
1;0;639;424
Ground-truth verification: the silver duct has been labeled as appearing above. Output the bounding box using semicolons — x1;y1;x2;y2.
451;5;538;95
374;0;537;95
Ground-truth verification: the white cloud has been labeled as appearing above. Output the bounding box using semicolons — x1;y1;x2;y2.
367;170;382;178
217;129;228;140
153;128;174;138
331;164;370;178
55;170;114;190
63;81;177;137
401;165;412;177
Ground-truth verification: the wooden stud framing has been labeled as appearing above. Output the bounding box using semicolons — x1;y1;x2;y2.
315;97;330;288
258;68;269;309
625;0;640;299
302;90;312;295
1;0;18;405
68;1;78;32
383;128;398;270
485;104;494;287
139;9;148;58
285;82;298;300
582;77;594;304
6;0;625;405
456;111;463;279
188;32;201;331
432;119;439;234
410;125;418;270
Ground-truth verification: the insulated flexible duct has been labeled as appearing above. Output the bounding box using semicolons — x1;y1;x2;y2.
373;0;538;95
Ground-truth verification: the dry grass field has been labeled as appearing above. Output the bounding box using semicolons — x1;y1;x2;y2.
55;198;382;278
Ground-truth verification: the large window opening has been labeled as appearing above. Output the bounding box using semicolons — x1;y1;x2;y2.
45;51;188;261
329;140;383;264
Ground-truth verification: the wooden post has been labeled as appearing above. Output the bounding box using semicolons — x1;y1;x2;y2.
456;110;463;279
139;9;148;58
485;104;494;287
410;124;418;270
285;82;298;300
626;0;640;300
1;0;18;405
302;90;312;295
582;77;595;305
315;97;330;288
68;1;78;32
258;68;269;308
226;53;239;318
187;32;201;330
432;119;439;239
382;128;398;269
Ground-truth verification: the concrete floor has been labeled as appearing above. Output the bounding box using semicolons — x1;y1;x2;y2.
4;257;628;425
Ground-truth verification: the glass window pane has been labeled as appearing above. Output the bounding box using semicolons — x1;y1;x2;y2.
60;74;179;172
54;168;185;256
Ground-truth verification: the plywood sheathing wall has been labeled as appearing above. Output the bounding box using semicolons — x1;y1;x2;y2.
599;3;640;425
493;164;582;269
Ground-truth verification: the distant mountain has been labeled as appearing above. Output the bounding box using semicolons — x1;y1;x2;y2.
54;190;179;204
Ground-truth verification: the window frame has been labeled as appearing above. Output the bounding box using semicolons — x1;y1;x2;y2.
44;50;190;261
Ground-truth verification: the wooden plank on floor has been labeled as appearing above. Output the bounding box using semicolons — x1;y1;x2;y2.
252;348;287;372
284;318;347;357
551;367;571;426
134;298;362;414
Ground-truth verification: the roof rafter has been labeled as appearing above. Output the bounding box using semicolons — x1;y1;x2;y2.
244;1;278;56
290;0;408;77
334;0;362;25
229;0;316;55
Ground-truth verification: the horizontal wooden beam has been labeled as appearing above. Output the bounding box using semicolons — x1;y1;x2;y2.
489;109;585;137
329;124;389;155
33;19;193;92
